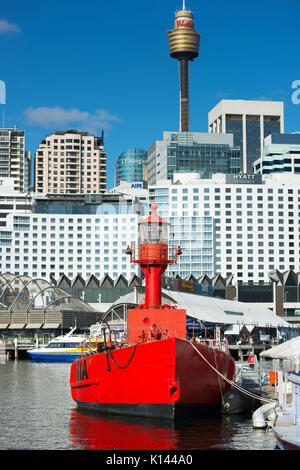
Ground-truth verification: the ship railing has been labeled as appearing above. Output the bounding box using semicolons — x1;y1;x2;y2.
196;337;229;354
129;242;181;265
80;337;100;358
80;328;125;358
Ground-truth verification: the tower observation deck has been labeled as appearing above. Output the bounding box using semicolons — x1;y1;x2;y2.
167;1;200;132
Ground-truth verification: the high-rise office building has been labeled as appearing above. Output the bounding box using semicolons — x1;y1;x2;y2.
114;148;148;187
34;129;106;194
254;133;300;175
0;127;31;192
208;100;284;173
147;131;241;185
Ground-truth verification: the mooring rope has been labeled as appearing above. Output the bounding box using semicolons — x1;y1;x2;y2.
107;344;138;369
213;346;226;407
187;340;276;404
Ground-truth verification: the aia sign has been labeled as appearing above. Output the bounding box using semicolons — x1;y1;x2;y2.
75;359;88;381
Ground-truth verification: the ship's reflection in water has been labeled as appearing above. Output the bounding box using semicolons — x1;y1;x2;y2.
69;409;179;450
68;407;275;450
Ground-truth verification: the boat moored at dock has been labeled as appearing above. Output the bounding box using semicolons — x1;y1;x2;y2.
70;204;235;419
272;372;300;450
70;334;234;419
28;326;103;362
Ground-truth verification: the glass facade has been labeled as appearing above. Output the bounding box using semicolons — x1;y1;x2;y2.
264;120;281;139
114;148;147;186
246;118;281;173
246;120;261;173
166;141;241;180
148;133;241;185
238;284;273;303
225;116;282;173
150;187;215;278
226;119;243;158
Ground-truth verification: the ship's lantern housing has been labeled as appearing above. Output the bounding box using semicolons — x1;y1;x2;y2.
139;204;169;245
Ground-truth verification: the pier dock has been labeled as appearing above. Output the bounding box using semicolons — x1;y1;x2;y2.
228;343;271;361
0;340;35;360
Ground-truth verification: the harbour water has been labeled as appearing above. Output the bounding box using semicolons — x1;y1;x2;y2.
0;359;289;451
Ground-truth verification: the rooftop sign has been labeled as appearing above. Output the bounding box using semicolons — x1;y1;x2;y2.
176;279;214;296
226;174;262;184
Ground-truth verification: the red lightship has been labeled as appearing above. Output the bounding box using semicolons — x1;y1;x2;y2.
70;204;235;420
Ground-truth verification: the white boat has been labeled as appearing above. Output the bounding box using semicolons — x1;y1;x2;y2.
252;402;276;429
27;326;102;362
89;321;126;344
272;372;300;450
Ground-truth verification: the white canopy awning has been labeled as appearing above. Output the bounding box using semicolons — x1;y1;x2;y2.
244;324;255;333
108;289;291;329
224;324;240;335
224;323;255;335
260;336;300;359
42;323;61;329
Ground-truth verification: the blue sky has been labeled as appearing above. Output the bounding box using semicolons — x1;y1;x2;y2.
1;0;300;188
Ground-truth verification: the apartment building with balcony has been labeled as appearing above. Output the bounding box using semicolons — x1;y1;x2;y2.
34;129;106;194
0;127;31;192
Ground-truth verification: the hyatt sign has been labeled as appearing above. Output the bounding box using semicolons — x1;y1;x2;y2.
226;174;262;184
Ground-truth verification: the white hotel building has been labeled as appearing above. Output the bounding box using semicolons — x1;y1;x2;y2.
1;172;300;285
150;172;300;283
0;180;147;281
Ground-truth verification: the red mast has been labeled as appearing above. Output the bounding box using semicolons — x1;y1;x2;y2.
127;203;181;308
126;204;185;344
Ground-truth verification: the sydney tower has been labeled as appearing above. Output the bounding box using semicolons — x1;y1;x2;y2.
167;1;200;132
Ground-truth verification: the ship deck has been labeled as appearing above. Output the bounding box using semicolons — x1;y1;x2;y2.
273;408;300;450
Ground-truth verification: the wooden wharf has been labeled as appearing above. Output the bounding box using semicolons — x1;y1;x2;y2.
0;341;35;360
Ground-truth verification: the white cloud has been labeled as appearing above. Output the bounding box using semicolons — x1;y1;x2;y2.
0;19;21;34
24;106;122;133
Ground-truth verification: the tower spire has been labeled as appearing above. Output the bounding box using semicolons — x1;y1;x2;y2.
167;3;200;132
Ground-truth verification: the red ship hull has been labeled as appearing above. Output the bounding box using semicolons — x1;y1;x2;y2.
70;337;235;420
